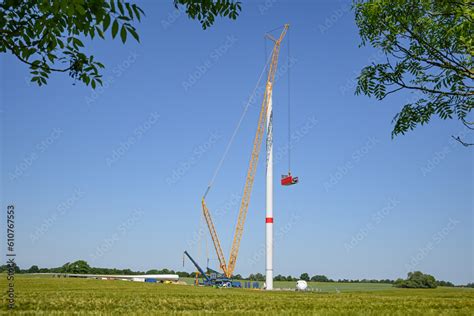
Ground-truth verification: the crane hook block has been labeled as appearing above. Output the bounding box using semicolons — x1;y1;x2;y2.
281;173;298;186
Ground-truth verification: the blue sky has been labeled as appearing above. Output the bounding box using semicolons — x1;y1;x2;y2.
1;0;472;284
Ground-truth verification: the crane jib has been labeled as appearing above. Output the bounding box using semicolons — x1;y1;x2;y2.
201;24;290;278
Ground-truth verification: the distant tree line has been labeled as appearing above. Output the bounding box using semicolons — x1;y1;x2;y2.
436;280;455;287
0;260;192;277
0;262;465;288
274;273;394;284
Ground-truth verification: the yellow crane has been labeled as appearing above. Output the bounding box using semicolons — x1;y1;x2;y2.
201;25;289;278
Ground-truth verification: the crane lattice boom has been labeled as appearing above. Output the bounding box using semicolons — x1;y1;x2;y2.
202;25;289;278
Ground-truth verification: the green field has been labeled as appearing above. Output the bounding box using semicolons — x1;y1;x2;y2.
180;277;396;292
1;275;473;315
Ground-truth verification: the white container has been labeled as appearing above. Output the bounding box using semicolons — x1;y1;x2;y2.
296;280;308;291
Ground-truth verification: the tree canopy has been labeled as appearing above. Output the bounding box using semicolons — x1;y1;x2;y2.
0;0;241;88
0;0;144;88
394;271;438;288
27;265;40;273
311;274;330;282
354;0;473;145
62;260;91;274
299;273;310;281
174;0;241;30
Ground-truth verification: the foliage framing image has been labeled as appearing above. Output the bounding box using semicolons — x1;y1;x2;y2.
0;0;144;88
354;0;473;145
0;0;241;88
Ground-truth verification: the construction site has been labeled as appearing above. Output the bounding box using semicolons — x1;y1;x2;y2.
181;24;302;290
2;0;472;314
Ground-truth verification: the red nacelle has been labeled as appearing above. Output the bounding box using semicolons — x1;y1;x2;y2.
281;174;298;186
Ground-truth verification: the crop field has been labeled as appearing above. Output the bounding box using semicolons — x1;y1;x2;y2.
180;277;395;292
1;275;473;315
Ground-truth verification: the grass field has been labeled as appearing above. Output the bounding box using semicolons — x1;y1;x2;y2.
1;275;473;315
180;277;396;292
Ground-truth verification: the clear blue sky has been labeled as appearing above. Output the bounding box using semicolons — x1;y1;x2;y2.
1;0;472;284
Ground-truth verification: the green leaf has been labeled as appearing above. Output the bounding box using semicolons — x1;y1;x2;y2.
73;38;84;48
127;26;139;42
125;2;133;18
103;14;111;32
27;47;36;57
117;0;124;15
120;25;127;43
96;27;105;39
31;60;41;69
132;4;141;21
47;53;56;63
111;19;119;38
76;3;86;15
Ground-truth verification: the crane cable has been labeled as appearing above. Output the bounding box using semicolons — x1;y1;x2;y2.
265;25;291;174
203;51;274;199
287;27;291;173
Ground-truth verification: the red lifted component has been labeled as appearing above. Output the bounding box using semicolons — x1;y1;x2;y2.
281;173;298;186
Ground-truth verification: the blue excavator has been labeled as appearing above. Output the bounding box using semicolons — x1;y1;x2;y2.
183;251;241;288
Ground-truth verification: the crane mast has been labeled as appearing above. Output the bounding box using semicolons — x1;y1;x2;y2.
201;25;289;279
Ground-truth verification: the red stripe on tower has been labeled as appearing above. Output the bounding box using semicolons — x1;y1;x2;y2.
265;217;273;223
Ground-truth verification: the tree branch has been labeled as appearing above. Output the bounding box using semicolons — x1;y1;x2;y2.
391;78;473;97
451;135;474;147
400;23;473;77
383;86;404;98
462;118;474;130
4;41;71;73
